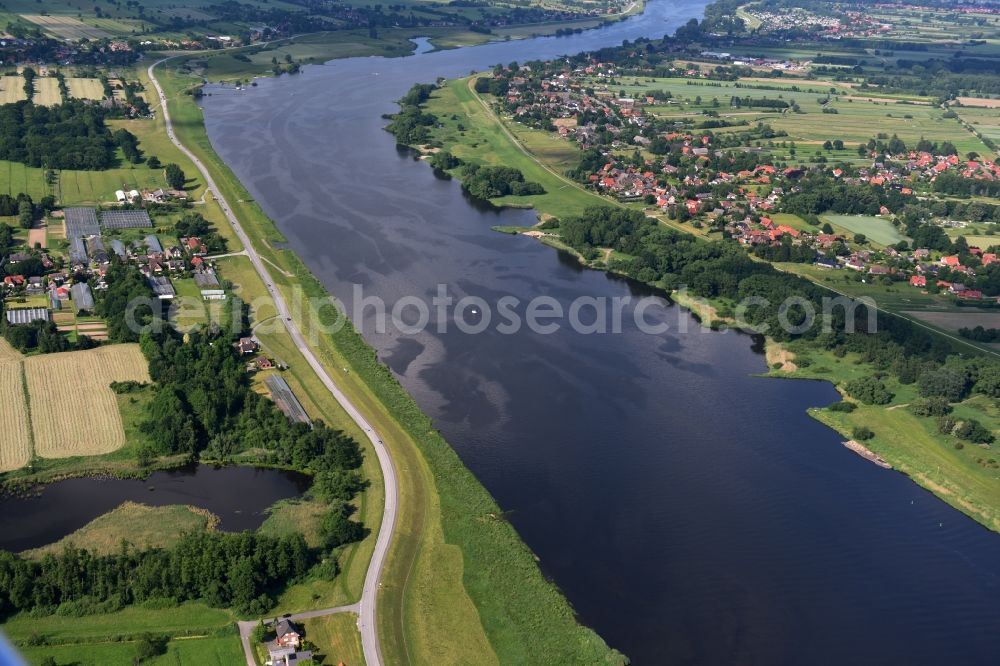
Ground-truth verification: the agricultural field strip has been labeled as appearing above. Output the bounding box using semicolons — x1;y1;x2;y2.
0;359;31;472
24;345;151;459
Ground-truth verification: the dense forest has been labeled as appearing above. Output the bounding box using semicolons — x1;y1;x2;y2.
0;101;116;170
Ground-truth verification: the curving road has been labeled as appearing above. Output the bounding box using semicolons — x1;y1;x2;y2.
147;58;397;666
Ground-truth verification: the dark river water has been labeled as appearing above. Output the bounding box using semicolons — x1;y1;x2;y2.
0;465;309;552
200;3;1000;663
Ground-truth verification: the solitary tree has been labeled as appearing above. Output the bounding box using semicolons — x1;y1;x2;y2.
164;163;186;190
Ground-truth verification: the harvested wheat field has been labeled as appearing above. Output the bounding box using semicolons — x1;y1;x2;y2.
0;76;26;104
66;77;104;101
0;360;31;471
24;344;150;459
33;78;62;106
956;96;1000;109
0;337;23;362
21;15;111;40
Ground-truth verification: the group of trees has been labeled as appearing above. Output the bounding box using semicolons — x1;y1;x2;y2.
113;128;141;164
728;96;789;110
386;83;444;146
386;105;438;146
932;171;1000;199
781;174;909;216
0;317;94;354
458;164;544;200
0;193;53;230
959;326;999;343
0;101;117;170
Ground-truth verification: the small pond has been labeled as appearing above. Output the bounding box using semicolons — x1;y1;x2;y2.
0;464;311;552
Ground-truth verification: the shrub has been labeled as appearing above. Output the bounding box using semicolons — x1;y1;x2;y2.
907;397;952;417
843;377;894;405
918;367;969;402
828;401;856;412
954;419;995;444
134;634;169;663
852;426;874;441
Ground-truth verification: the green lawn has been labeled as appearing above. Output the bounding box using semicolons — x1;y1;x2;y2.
770;212;816;232
301;613;366;666
3;603;234;644
21;634;243;666
822;213;909;246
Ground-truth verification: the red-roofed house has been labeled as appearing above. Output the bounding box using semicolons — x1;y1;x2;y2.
909;275;926;287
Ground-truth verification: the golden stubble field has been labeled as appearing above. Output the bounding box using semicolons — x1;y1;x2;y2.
14;344;151;460
0;340;31;471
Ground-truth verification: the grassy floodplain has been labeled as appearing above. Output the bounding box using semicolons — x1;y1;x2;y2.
772;345;1000;532
155;56;626;665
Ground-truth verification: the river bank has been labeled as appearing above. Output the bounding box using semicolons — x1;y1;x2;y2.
153;53;629;664
387;73;1000;538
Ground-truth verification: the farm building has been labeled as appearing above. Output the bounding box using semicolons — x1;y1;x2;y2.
114;189;141;203
110;239;127;259
5;308;49;326
101;209;152;230
63;208;100;238
71;283;95;312
144;235;163;254
147;275;175;299
68;237;88;265
86;237;109;264
201;289;226;301
264;375;310;424
194;270;221;288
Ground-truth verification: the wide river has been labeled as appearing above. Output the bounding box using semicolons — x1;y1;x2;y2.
202;3;1000;663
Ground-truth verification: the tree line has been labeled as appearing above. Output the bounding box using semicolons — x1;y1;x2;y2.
0;531;313;618
553;205;1000;395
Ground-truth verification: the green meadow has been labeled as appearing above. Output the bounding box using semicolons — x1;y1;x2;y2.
821;214;909;246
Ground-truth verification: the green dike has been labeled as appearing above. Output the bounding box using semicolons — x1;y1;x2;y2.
155;60;625;664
